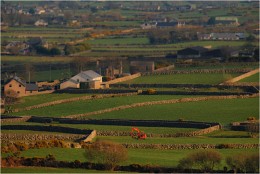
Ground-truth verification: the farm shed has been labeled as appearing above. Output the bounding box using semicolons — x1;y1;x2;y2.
60;70;102;90
177;46;208;59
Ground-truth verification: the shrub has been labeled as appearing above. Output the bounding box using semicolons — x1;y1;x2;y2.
247;116;256;121
84;140;128;171
226;153;259;173
178;149;222;172
146;89;156;95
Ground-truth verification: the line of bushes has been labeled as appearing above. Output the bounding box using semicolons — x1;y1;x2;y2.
1;140;71;153
2;152;258;173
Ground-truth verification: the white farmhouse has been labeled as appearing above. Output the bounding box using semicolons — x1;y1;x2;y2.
60;70;102;89
34;20;48;27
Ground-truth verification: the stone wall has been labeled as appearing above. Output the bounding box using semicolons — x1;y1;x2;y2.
1;125;92;135
1;116;31;124
1;133;86;143
111;83;257;91
142;68;252;76
104;73;141;85
122;143;259;150
83;130;97;142
153;65;175;72
96;125;220;137
55;89;139;94
223;68;259;84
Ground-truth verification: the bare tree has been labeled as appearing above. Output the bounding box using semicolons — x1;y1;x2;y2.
84;140;128;171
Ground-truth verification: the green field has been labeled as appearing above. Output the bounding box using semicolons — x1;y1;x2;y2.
13;93;91;110
239;73;259;82
1;167;106;173
121;73;241;84
1;56;74;65
10;95;194;117
86;97;259;126
2;148;258;169
87;37;149;45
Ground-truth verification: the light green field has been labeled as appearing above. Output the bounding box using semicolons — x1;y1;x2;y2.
2;148;258;168
1;56;74;64
239;73;259;82
97;136;258;144
87;97;259;126
10;95;194;117
13;93;91;110
121;73;241;84
87;37;149;45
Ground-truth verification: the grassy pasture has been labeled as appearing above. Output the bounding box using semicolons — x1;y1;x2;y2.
10;95;194;117
87;97;259;126
13;93;90;110
2;148;258;168
87;37;149;45
1;56;74;64
1;167;104;173
239;72;259;82
122;73;241;84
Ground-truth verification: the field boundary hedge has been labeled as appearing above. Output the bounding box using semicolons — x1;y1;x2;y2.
96;125;220;137
1;133;86;144
122;143;259;150
62;94;259;119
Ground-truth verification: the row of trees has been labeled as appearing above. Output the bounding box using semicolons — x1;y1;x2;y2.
35;46;61;56
64;43;91;55
84;141;259;172
148;29;198;44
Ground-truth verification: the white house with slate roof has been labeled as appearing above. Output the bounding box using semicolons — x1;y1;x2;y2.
60;70;102;89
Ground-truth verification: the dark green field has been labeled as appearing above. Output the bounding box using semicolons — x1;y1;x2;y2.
121;73;241;84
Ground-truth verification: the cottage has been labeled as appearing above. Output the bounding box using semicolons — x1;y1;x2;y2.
4;76;38;97
141;20;185;29
5;41;30;54
177;46;208;59
60;70;102;90
197;33;244;40
130;61;154;74
140;22;157;29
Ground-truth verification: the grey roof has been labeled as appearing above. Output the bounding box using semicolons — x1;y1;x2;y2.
212;33;239;39
81;70;102;79
156;22;178;27
190;46;208;53
25;83;38;91
6;76;26;86
68;79;79;84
